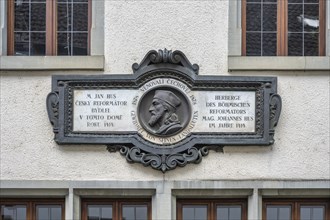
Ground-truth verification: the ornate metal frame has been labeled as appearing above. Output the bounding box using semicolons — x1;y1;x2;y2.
47;49;281;172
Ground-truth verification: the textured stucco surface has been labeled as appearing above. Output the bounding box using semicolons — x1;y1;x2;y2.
0;0;329;181
104;1;228;74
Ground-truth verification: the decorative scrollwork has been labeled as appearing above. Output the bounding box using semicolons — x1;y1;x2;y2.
46;92;59;133
166;147;208;169
107;145;211;172
269;94;282;143
149;48;181;64
132;49;199;75
106;145;123;153
270;94;282;129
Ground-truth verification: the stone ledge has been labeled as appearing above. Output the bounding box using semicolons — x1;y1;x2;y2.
0;55;104;70
1;180;329;189
228;56;330;71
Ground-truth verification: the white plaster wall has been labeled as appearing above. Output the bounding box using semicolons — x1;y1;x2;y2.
104;0;229;74
0;0;329;181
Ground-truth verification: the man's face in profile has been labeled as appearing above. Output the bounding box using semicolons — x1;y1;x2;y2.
148;99;166;126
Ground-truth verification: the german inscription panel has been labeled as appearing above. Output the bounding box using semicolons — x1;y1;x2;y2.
73;90;135;132
197;91;256;133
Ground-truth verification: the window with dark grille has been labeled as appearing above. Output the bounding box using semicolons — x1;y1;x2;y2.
177;199;247;220
0;199;65;220
242;0;325;56
7;0;90;56
263;199;329;220
81;199;151;220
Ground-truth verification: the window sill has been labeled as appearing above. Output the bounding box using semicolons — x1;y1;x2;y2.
228;56;330;71
0;56;104;70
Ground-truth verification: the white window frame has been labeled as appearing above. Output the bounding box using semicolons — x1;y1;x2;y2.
228;0;330;71
0;0;104;70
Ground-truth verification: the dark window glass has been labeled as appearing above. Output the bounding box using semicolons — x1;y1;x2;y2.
57;32;88;55
73;33;88;55
57;0;88;55
266;206;291;220
303;4;319;32
304;33;319;55
36;205;62;220
73;3;88;31
13;0;46;55
217;206;241;220
178;200;246;220
31;32;46;55
57;3;72;32
246;4;261;31
87;205;113;220
288;33;303;55
1;205;27;220
31;3;46;31
246;33;261;55
182;205;207;220
263;4;277;31
304;0;318;3
14;3;29;31
264;200;328;220
82;200;150;220
57;32;72;55
1;200;64;220
14;32;30;55
262;33;277;56
245;0;277;56
287;0;320;56
288;4;303;32
122;205;148;220
58;0;88;2
300;206;325;220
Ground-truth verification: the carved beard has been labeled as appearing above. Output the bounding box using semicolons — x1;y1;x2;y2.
148;112;164;127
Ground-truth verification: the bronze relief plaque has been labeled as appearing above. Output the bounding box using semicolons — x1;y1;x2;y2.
138;87;191;137
136;79;193;145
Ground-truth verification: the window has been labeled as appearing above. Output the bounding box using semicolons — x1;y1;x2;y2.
7;0;91;56
81;199;151;220
0;199;65;220
242;0;326;56
177;199;247;220
263;199;330;220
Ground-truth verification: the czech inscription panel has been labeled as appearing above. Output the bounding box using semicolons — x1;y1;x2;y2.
47;49;281;172
73;90;135;132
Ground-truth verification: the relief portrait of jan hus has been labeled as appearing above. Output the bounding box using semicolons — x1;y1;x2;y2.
148;90;183;135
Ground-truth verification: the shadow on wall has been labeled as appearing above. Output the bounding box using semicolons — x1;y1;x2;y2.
56;145;108;152
223;145;272;153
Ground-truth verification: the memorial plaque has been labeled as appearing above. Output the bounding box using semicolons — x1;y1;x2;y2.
47;49;282;172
